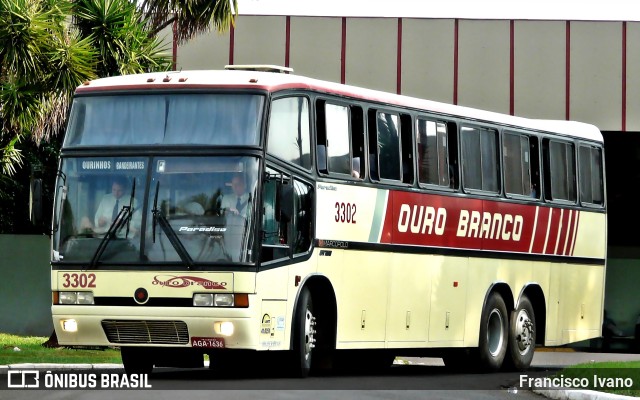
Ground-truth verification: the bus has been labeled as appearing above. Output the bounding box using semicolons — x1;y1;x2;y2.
50;65;606;376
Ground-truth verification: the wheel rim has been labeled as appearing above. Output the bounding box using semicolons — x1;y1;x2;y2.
514;308;534;355
303;307;316;361
487;308;504;357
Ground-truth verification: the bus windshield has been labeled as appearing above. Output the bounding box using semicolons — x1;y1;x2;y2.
52;156;259;267
63;93;265;147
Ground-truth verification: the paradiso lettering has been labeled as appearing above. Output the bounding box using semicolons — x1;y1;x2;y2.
397;204;524;242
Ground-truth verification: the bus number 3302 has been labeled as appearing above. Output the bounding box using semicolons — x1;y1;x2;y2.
335;202;357;224
62;273;97;288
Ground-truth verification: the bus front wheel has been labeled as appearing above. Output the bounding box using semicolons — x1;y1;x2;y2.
505;295;536;371
292;286;316;377
478;292;508;371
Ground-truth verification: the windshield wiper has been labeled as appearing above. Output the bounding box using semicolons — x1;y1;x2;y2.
88;180;135;269
88;204;132;269
151;181;193;270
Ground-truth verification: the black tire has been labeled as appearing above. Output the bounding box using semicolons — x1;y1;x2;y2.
121;347;153;375
292;287;316;377
504;295;536;371
478;292;508;372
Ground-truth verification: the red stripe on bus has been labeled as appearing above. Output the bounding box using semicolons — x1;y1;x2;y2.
544;208;562;255
531;206;551;254
559;209;573;255
570;210;580;256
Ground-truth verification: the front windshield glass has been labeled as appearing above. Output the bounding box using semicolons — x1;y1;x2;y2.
53;156;259;267
63;94;264;147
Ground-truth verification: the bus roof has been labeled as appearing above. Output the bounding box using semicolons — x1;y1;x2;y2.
76;69;603;143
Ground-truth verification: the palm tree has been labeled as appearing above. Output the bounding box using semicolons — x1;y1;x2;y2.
139;0;238;44
0;0;97;174
73;0;172;77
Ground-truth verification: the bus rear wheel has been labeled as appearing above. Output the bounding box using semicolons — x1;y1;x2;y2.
504;295;536;371
121;347;153;375
292;287;316;377
478;292;508;371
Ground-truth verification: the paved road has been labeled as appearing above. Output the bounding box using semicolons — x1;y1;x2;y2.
2;350;640;400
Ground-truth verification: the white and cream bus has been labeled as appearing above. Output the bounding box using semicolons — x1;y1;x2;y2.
50;66;606;376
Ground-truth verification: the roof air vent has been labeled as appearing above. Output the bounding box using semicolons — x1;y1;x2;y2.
224;64;293;74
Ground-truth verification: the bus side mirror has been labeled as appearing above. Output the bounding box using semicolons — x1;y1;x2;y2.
30;178;43;226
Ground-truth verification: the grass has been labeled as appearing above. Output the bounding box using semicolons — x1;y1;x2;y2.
0;333;121;365
553;361;640;397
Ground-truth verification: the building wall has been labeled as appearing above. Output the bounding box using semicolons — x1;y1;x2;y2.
290;17;342;82
401;18;455;104
513;21;565;120
177;16;640;133
457;20;510;114
0;235;52;336
570;22;622;129
627;23;640;131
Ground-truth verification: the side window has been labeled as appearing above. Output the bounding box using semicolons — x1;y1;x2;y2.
292;179;313;255
316;101;365;179
368;110;401;181
503;132;540;198
461;126;499;193
579;144;604;206
267;97;311;169
417;118;450;187
543;139;577;202
261;167;292;263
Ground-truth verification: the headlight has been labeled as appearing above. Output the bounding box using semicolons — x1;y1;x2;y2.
193;293;237;307
76;292;94;305
58;291;94;305
59;292;77;304
213;293;234;307
193;293;213;307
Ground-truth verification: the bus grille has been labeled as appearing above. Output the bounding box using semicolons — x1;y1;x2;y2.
101;320;189;345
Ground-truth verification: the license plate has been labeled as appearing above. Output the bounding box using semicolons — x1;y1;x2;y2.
191;337;225;348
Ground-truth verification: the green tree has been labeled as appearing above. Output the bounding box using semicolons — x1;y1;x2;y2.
139;0;238;44
0;0;97;175
73;0;172;77
0;0;174;233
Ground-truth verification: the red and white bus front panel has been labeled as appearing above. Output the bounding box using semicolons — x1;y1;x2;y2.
316;183;605;260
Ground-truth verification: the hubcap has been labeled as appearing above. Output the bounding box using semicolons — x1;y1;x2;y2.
514;309;534;355
487;308;504;356
304;308;317;361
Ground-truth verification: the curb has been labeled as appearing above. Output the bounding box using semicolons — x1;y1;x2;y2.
1;363;122;370
533;389;638;400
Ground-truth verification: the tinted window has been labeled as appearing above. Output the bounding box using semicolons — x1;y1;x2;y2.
64;94;264;147
461;126;499;192
579;145;604;205
417;119;450;187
